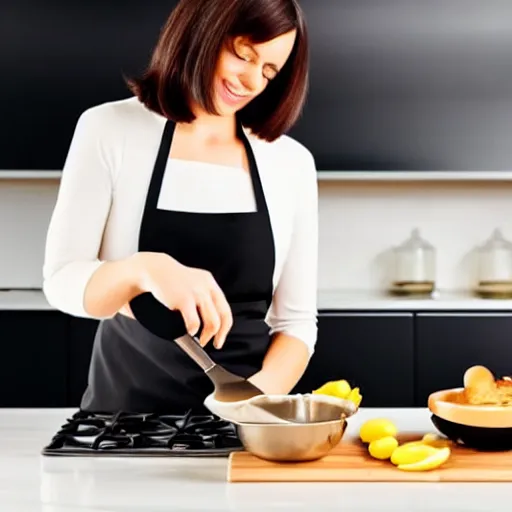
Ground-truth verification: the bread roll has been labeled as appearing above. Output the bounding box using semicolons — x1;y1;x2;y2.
463;365;499;405
497;377;512;405
463;365;512;406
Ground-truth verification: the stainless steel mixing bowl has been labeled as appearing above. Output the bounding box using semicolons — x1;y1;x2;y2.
235;393;357;462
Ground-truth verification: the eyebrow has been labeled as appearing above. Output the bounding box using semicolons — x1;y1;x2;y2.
248;44;280;74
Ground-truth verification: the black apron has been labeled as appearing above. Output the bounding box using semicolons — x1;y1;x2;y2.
80;118;276;414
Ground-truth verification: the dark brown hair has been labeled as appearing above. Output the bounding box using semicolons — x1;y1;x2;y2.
126;0;309;141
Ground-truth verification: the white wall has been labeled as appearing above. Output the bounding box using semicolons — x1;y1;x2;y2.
0;180;59;289
318;180;512;292
1;178;512;293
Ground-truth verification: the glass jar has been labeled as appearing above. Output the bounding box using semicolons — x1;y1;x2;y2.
390;228;436;296
475;229;512;298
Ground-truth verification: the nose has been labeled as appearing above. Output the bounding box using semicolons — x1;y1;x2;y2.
239;67;265;94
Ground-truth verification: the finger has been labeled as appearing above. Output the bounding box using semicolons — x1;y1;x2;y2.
178;296;201;336
211;288;233;349
197;294;221;347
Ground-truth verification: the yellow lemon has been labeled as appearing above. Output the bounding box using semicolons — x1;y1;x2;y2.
313;380;352;399
390;443;439;466
312;382;331;395
368;436;399;460
396;447;451;471
347;387;363;407
359;418;398;443
421;433;452;448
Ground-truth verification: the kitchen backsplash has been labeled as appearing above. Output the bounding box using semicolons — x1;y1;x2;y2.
1;177;512;292
317;179;512;292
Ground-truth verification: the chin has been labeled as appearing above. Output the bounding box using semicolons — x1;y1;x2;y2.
214;101;238;117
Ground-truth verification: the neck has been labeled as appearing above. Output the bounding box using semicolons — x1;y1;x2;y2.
180;107;238;143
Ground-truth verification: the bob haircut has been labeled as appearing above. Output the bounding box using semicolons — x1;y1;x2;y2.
126;0;309;142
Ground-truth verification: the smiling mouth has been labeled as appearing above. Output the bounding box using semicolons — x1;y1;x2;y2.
222;80;250;102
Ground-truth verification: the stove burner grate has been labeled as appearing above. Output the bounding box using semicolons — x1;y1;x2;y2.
42;409;243;457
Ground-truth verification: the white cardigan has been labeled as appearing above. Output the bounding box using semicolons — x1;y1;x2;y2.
43;96;319;354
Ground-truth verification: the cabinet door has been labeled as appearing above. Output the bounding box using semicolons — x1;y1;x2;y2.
416;313;512;406
67;318;99;407
0;311;68;407
293;312;415;407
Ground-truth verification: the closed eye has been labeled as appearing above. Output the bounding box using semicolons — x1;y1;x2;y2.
231;40;279;81
263;66;278;81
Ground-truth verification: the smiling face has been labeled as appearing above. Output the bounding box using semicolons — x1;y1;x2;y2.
212;30;297;116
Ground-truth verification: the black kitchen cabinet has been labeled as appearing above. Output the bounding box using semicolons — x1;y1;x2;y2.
415;313;512;407
293;312;415;407
67;318;99;407
0;310;68;407
5;307;512;409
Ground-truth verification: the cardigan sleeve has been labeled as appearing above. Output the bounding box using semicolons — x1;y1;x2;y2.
266;146;319;356
42;106;119;318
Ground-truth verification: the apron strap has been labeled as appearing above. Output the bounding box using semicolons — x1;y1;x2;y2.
236;120;268;215
143;119;176;212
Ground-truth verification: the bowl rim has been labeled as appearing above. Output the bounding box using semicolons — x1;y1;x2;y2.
235;417;348;427
428;388;512;428
203;391;358;425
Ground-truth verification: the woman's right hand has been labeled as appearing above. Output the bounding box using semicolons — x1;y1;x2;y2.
132;252;233;348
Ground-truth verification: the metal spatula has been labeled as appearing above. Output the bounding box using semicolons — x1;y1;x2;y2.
174;334;298;424
174;333;264;402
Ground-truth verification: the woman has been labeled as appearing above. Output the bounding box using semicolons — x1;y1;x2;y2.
43;0;318;414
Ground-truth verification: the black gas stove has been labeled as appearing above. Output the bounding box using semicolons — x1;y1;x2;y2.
42;409;243;457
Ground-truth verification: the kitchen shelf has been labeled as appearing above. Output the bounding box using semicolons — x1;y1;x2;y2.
317;170;512;182
3;170;512;182
0;171;62;179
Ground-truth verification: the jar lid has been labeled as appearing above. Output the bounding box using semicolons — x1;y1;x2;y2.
395;228;435;253
479;228;512;253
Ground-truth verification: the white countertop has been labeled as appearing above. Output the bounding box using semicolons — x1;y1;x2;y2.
317;289;512;311
1;407;511;511
0;290;54;310
2;288;512;312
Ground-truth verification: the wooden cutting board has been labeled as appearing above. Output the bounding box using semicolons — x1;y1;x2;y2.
227;434;512;482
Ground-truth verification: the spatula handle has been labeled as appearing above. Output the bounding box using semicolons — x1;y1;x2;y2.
174;334;215;372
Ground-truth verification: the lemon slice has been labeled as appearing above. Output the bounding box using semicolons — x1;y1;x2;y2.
313;380;352;399
347;387;363;407
421;433;452;448
390;443;439;466
396;447;451;471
